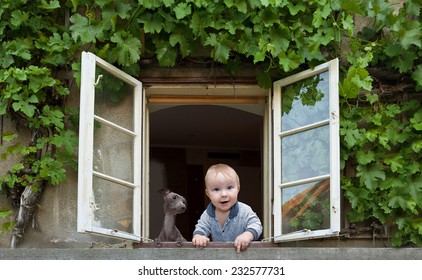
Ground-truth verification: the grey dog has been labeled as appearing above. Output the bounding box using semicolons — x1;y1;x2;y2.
155;188;187;246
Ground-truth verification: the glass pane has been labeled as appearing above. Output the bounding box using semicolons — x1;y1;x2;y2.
92;176;134;233
93;124;134;182
281;125;329;183
281;179;330;234
94;67;134;131
281;71;329;131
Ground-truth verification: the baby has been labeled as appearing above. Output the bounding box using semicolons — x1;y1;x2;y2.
192;163;262;253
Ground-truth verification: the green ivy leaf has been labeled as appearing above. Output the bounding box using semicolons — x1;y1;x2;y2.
33;157;66;186
174;2;191;19
312;7;329;28
205;34;230;63
281;85;297;114
140;0;162;9
340;66;372;99
111;1;131;19
1;131;17;142
6;38;32;60
11;94;38;118
51;130;77;154
163;0;175;7
341;13;354;36
341;1;364;14
379;176;405;191
11;10;29;27
253;49;266;64
397;20;421;50
39;105;64;130
169;33;191;57
410;108;422;131
28;73;57;93
411;64;422;87
138;13;163;34
0;209;13;219
408;175;422;205
391;51;416;73
269;28;290;56
384;154;404;173
287;2;306;15
357;163;386;192
340;120;362;148
0;44;14;68
154;39;177;67
411;139;422;153
365;93;379;105
256;71;272;89
110;31;141;66
413;219;422;235
101;2;132;30
46;32;74;53
12;68;27;81
396;217;409;231
69;0;79;11
384;42;402;57
38;0;60;10
69;14;104;43
388;194;408;210
344;187;369;209
277;50;302;72
356;150;375;165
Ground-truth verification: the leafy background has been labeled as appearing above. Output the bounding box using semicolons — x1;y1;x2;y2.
0;0;421;247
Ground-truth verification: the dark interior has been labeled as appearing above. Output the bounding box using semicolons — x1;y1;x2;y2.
148;105;264;240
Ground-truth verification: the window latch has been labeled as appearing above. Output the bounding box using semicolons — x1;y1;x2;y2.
89;197;100;211
94;74;103;86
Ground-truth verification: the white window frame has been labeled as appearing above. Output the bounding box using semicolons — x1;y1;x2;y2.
77;51;143;241
272;58;340;242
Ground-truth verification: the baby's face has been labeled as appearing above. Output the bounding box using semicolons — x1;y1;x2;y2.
205;171;240;213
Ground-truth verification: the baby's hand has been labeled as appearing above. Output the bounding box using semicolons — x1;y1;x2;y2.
233;231;254;253
192;234;210;248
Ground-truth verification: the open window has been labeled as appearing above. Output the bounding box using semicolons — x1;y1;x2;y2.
272;59;340;242
77;52;339;244
77;52;144;241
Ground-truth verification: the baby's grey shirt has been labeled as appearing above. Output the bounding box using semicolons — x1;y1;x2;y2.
193;201;262;241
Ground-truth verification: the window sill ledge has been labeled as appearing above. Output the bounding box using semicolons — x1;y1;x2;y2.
133;241;279;249
1;247;421;260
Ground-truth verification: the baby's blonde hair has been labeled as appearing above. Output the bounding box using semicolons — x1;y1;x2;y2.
205;163;240;187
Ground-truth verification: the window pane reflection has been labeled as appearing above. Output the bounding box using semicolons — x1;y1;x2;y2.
281;125;329;183
281;71;329;131
281;179;330;234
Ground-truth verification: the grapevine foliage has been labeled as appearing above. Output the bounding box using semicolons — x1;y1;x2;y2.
0;0;421;247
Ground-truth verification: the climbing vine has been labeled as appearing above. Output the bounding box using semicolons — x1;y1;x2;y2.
0;0;421;247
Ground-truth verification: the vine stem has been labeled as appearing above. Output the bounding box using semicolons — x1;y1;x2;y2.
10;181;45;248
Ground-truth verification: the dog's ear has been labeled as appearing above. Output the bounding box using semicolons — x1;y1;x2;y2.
159;188;171;196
